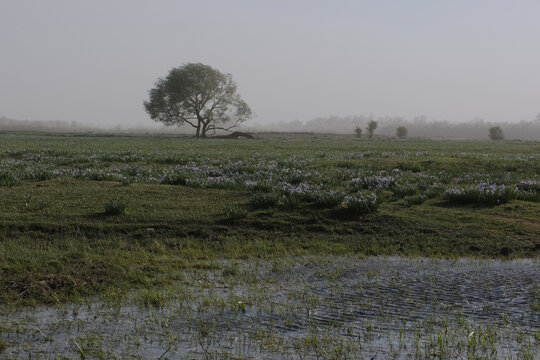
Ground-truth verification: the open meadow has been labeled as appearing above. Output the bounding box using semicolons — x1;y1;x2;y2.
0;133;539;358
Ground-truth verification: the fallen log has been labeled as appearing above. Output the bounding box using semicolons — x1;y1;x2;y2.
211;131;254;139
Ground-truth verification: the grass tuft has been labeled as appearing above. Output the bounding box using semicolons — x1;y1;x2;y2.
0;171;18;186
104;198;127;215
249;192;281;209
0;338;8;352
138;289;169;308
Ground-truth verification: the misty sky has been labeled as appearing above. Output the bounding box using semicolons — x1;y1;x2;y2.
1;0;539;128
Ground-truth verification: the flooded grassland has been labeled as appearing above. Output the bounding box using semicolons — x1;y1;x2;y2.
1;257;539;359
0;134;539;358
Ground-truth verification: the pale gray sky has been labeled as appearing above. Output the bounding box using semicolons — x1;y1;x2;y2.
1;0;539;127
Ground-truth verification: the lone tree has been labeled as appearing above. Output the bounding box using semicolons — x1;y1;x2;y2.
396;126;408;139
354;126;363;138
144;63;253;138
366;120;378;138
488;126;504;140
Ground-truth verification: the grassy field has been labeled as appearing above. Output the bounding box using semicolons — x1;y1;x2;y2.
0;133;539;305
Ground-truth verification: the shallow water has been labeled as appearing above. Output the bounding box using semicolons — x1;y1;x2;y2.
1;256;539;359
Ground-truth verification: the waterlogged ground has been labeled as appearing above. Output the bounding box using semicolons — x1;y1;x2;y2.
1;257;539;359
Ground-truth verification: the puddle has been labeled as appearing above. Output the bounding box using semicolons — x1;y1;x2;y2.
1;256;539;359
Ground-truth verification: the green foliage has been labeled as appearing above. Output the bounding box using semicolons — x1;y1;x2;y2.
366;120;378;138
354;126;363;138
341;194;379;214
0;171;18;186
138;289;169;308
0;134;539;305
396;126;408;139
104;198;127;215
444;184;515;205
161;172;188;185
403;194;426;207
249;191;281;208
224;206;248;221
488;126;504;140
0;338;7;352
312;191;345;207
144;63;253;138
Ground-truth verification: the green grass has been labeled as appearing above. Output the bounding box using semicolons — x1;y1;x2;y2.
0;338;7;352
0;133;539;304
103;197;127;215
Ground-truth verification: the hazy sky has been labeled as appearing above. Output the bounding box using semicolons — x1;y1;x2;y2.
1;0;539;128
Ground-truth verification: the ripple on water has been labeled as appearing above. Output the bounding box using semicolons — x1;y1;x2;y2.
1;256;539;359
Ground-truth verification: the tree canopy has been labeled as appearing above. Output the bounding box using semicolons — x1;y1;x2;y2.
396;126;408;139
144;63;253;138
488;126;504;140
366;120;378;138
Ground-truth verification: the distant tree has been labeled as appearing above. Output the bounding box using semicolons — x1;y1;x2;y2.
366;120;378;138
488;126;504;140
354;126;363;138
144;63;253;138
396;126;408;139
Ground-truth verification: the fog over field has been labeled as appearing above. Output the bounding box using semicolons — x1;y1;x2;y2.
3;115;540;141
1;1;540;130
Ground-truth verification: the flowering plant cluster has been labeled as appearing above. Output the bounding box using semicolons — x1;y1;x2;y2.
341;194;380;213
516;180;540;191
444;183;515;205
445;181;540;205
350;169;445;199
1;147;538;210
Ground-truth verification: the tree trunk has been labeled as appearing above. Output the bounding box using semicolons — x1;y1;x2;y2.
201;121;209;138
195;114;203;138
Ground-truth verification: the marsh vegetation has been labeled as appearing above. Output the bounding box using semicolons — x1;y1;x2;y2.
1;257;538;358
0;133;539;358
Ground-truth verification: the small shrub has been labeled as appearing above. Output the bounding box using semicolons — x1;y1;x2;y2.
354;126;363;138
104;198;127;215
396;126;408;139
488;126;504;140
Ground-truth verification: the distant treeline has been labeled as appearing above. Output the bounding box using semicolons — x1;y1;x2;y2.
0;116;99;132
0;116;180;134
247;115;540;140
2;115;540;140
